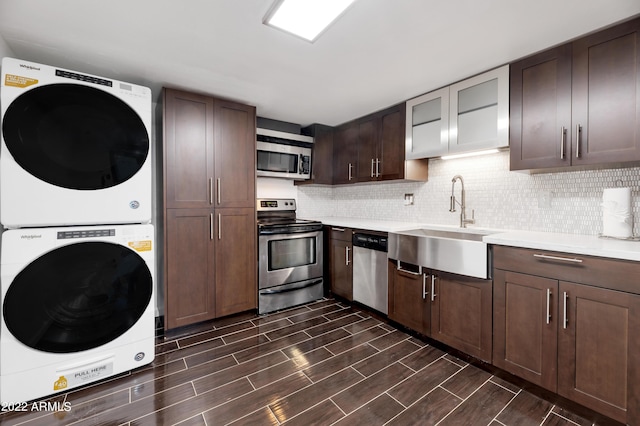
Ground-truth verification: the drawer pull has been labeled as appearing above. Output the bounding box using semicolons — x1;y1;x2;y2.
546;288;551;324
396;260;422;276
422;273;429;299
332;227;346;232
397;267;422;276
563;291;568;329
575;124;581;158
431;275;437;302
533;254;583;263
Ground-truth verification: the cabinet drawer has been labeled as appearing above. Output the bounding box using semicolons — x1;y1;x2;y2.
493;245;640;295
329;227;353;242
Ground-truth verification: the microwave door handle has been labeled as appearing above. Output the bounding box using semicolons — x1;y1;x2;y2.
299;154;304;174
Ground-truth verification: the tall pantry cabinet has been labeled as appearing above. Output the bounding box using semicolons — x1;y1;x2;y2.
163;88;257;330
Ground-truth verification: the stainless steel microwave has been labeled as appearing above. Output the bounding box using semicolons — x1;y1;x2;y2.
256;128;313;180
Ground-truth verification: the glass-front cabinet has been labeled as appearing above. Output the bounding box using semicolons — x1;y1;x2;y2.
405;87;449;159
405;65;509;159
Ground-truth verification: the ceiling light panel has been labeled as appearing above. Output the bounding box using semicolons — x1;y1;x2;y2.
264;0;356;42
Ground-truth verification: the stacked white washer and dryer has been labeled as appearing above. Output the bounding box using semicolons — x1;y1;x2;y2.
0;58;155;403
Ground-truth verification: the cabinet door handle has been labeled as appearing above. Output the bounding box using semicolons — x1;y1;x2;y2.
210;213;214;240
376;158;380;177
563;291;568;329
218;213;222;240
345;246;351;266
546;288;552;324
216;178;221;205
560;127;566;160
348;163;353;181
575;124;581;159
533;254;583;263
208;178;213;204
371;158;375;178
431;274;437;302
422;273;429;299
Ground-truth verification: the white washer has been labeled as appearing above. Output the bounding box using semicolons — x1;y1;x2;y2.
0;57;152;228
0;224;155;403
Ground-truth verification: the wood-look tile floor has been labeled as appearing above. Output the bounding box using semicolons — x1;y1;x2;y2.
1;298;603;426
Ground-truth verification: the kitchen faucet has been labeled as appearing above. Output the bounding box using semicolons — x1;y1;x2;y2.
450;175;475;228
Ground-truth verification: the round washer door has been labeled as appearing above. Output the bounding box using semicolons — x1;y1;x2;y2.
2;241;152;353
1;83;149;190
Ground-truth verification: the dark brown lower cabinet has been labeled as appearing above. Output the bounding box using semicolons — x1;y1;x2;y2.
214;207;256;317
431;272;492;363
388;262;492;362
493;245;640;425
165;207;256;329
166;209;216;329
557;282;640;424
387;261;430;335
493;270;558;391
330;237;353;301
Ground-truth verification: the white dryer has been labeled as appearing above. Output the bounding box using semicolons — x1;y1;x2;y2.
0;224;155;403
0;57;152;228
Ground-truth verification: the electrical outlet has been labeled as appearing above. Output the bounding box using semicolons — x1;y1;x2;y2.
404;193;414;206
538;191;552;208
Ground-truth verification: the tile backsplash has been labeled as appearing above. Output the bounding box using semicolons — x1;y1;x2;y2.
297;151;640;236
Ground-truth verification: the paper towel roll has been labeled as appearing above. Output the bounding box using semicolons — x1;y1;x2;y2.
602;187;633;238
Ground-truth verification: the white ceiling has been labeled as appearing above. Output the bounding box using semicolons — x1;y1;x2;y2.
0;0;639;127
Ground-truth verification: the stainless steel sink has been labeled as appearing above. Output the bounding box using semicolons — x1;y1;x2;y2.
388;228;495;279
396;228;489;242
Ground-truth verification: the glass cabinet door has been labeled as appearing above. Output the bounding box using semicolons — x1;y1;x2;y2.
449;65;509;154
405;87;449;159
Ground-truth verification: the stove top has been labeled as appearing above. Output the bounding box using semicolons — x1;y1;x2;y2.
258;217;319;226
256;198;322;234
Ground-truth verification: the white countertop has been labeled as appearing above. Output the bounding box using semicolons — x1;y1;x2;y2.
483;230;640;262
302;216;426;233
303;216;640;262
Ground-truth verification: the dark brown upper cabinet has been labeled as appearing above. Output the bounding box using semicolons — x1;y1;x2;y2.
511;17;640;171
332;103;427;185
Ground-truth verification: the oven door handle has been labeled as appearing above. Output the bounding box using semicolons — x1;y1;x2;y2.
260;279;323;295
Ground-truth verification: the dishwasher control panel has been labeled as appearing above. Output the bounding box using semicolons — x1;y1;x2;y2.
352;233;387;251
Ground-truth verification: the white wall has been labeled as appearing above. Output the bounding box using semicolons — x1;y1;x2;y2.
298;151;640;236
0;33;15;60
257;177;298;200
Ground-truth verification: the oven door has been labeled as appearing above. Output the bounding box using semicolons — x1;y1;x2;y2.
259;230;323;290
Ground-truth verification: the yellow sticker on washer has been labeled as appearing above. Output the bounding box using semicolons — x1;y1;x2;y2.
129;240;152;252
4;74;39;88
53;376;68;391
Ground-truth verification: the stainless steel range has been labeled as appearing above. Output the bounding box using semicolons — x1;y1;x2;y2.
257;198;324;314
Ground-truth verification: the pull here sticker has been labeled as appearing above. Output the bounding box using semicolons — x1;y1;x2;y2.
4;74;38;88
54;362;114;391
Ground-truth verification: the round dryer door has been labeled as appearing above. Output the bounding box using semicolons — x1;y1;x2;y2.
2;241;152;353
1;83;149;190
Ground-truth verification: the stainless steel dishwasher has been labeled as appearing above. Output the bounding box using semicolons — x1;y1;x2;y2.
352;232;388;314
